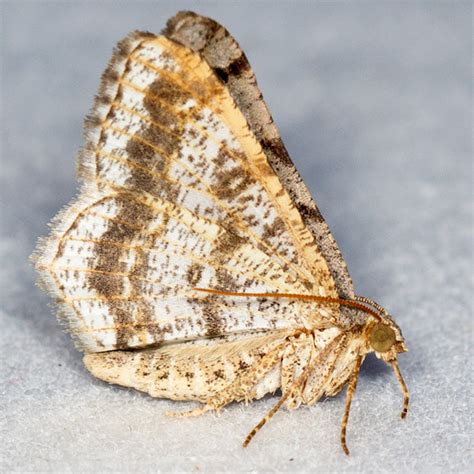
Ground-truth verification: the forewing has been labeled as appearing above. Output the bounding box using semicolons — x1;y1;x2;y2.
35;26;340;353
164;11;354;298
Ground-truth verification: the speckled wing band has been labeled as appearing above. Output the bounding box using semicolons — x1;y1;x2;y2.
84;329;293;402
163;11;354;299
35;30;341;353
33;15;409;452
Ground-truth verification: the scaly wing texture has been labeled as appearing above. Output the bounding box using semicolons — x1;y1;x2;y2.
83;324;364;405
35;28;341;353
163;11;354;299
84;329;291;402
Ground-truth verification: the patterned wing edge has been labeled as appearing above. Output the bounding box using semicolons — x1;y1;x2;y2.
163;11;354;299
31;31;157;351
77;30;156;183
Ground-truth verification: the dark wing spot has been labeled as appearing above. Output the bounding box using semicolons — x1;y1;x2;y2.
202;303;224;337
186;263;203;286
213;369;225;379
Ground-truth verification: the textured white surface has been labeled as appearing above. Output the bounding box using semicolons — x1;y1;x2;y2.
1;2;471;472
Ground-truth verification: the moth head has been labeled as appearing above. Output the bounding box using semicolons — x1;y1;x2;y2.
364;311;410;420
364;312;410;420
368;315;407;362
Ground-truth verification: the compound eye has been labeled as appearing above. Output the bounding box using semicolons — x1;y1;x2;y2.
370;323;396;352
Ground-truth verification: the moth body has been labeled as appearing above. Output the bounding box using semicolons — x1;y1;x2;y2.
83;312;405;412
34;11;409;454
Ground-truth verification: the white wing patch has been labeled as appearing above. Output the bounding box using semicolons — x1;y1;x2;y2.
35;33;339;354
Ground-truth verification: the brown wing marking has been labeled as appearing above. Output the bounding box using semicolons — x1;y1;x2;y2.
83;329;291;401
163;11;354;299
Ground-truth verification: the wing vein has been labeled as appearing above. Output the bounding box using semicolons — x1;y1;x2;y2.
110;78;316;284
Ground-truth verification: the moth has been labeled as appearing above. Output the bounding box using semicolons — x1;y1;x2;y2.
34;11;409;454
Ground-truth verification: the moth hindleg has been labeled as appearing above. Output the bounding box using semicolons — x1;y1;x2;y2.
165;404;213;418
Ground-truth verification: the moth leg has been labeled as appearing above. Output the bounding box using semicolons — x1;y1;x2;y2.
280;333;315;410
391;359;409;419
244;339;322;447
340;354;363;456
165;404;213;418
243;334;351;447
243;390;292;447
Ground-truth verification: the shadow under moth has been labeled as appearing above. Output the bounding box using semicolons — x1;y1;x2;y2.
34;11;409;454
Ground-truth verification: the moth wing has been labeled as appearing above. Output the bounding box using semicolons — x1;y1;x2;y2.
84;329;291;401
35;16;344;353
164;11;354;299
